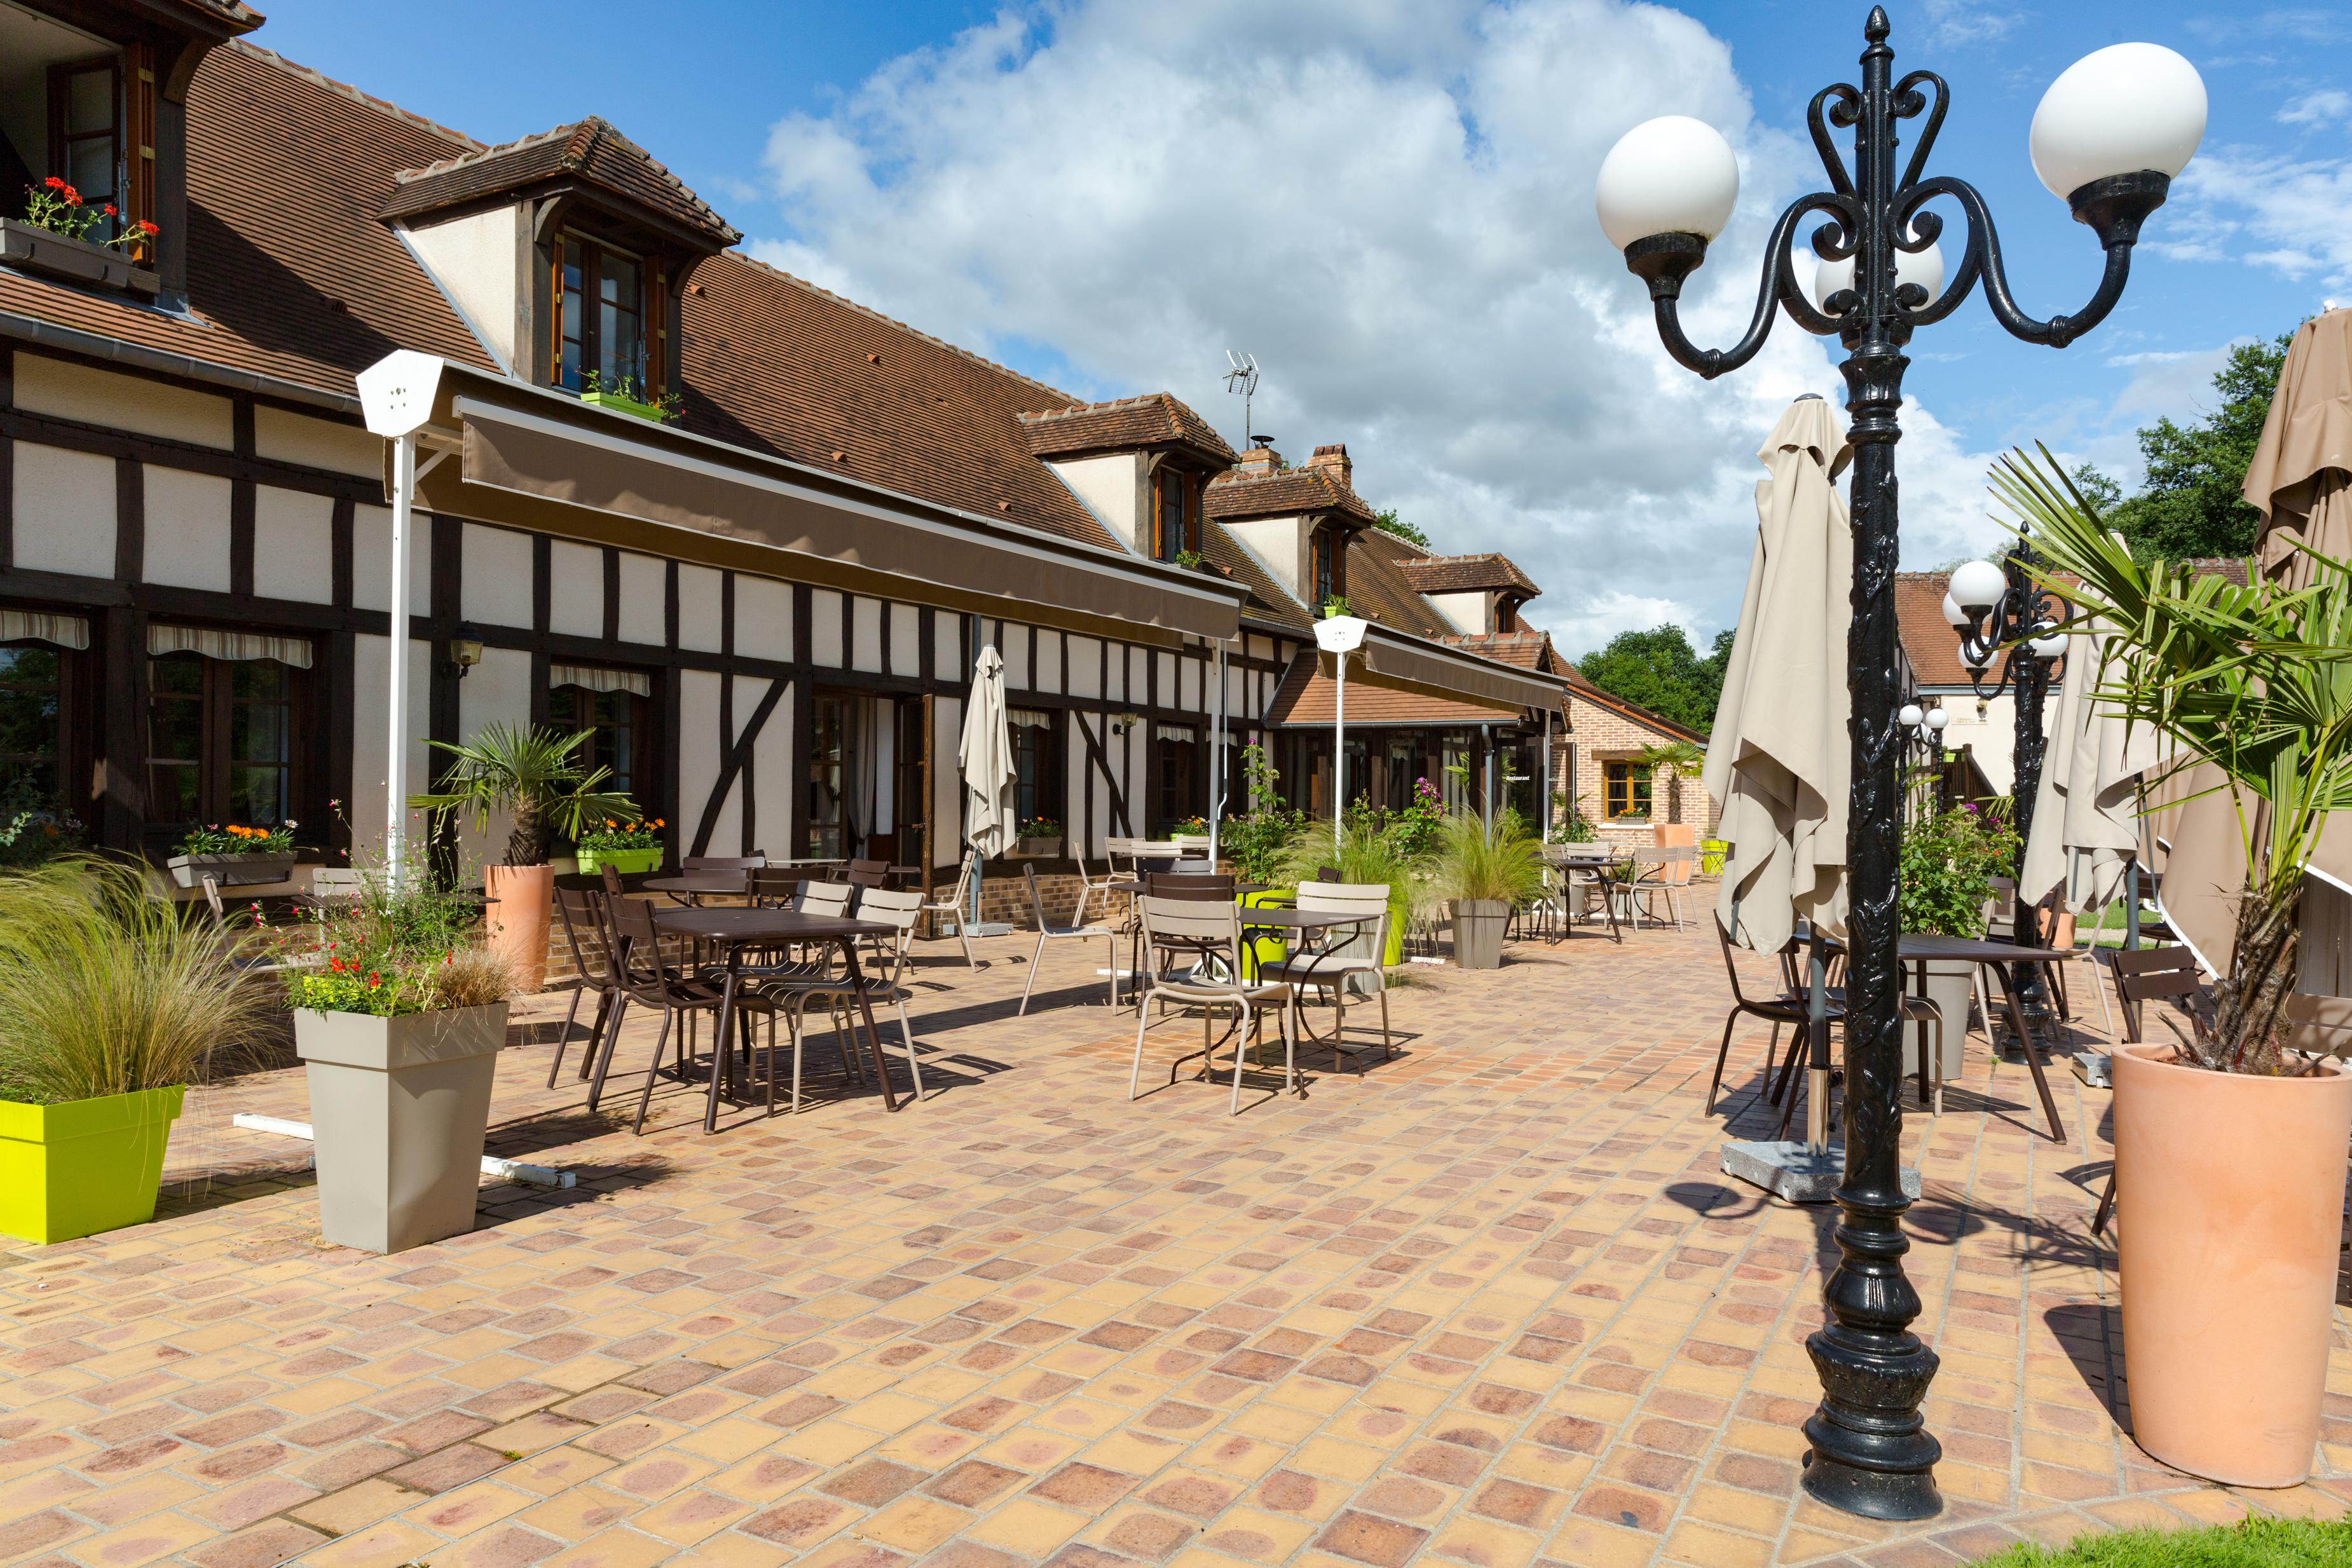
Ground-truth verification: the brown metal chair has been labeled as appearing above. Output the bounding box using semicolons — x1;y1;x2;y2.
1707;917;1836;1115
589;894;730;1134
2091;946;2206;1236
847;858;890;887
684;854;766;871
748;868;803;905
547;886;620;1089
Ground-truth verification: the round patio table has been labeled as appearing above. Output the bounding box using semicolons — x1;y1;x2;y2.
651;905;905;1128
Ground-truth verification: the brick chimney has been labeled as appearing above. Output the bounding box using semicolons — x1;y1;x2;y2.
1307;443;1352;489
1236;445;1282;477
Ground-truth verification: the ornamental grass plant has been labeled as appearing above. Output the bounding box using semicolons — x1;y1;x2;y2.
1430;810;1547;906
0;856;270;1105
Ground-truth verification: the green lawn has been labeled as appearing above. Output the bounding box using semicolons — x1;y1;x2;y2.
1970;1517;2352;1565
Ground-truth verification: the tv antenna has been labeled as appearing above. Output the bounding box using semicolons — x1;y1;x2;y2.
1224;351;1270;450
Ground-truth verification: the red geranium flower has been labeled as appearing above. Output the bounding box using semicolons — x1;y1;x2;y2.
138;220;158;236
43;176;62;191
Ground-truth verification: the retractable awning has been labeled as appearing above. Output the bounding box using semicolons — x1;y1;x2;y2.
355;351;1245;646
1310;624;1562;715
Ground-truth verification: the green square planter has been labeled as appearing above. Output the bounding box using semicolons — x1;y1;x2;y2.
1238;889;1290;980
576;846;662;875
0;1085;184;1245
580;390;666;423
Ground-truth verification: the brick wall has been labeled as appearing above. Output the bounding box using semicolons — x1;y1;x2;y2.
1557;694;1721;849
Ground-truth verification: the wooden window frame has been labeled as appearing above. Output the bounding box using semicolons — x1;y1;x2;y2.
144;648;308;843
1150;468;1200;562
548;677;650;808
1152;720;1202;833
1008;707;1063;830
1602;758;1651;822
1310;526;1346;610
47;56;124;236
0;640;74;813
552;232;659;397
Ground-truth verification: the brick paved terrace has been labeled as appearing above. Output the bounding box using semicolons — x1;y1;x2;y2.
4;917;2349;1568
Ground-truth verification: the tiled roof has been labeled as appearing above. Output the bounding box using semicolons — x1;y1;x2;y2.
1205;465;1380;526
674;254;1116;549
169;0;266;29
1262;651;1521;728
1894;569;2072;688
1395;553;1541;598
383;117;739;247
1018;393;1237;465
0;42;498;399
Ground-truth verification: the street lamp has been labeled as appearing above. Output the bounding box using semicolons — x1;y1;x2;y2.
1313;615;1369;854
1594;10;2201;1523
1946;549;2068;1023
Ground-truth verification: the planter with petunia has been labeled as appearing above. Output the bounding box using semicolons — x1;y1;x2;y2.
167;821;299;888
275;849;517;1255
1010;818;1061;859
4;177;159;296
574;816;664;876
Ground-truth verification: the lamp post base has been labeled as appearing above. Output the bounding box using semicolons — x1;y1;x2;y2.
1721;1140;1922;1205
1801;1446;1945;1521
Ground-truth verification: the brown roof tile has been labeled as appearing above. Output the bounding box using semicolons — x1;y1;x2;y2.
1018;393;1237;465
1395;553;1540;598
383;116;738;246
1204;465;1379;526
0;42;497;399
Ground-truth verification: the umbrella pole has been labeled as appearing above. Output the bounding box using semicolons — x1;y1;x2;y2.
1807;932;1831;1155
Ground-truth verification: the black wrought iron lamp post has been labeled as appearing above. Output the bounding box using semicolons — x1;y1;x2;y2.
1943;550;2068;1023
1594;6;2203;1522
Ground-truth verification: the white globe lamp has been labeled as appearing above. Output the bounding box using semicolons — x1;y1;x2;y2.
2030;44;2207;202
1814;237;1945;311
1948;559;2008;615
1594;116;1740;252
1898;703;1924;728
2029;625;2067;659
1925;707;1950;732
1941;592;1969;629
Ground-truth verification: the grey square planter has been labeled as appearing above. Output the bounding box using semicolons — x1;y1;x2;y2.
0;219;160;297
167;851;298;889
1451;899;1510;969
294;1002;509;1254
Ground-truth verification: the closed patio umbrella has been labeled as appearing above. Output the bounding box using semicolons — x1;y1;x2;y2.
2019;619;2162;917
2161;308;2352;975
1705;397;1850;1175
959;644;1012;926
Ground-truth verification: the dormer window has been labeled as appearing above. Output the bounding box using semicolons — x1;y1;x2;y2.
554;233;656;396
1494;597;1520;633
1311;526;1346;610
1151;468;1201;562
51;58;123;224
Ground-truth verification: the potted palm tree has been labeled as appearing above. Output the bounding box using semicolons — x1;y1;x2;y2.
1432;812;1544;969
0;858;267;1244
1632;740;1707;831
411;723;637;992
1997;449;2352;1488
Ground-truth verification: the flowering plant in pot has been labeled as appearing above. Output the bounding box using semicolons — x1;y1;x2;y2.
1997;447;2352;1486
574;815;662;876
411;722;636;992
271;843;515;1254
1013;817;1061;858
167;820;299;887
1897;798;2020;1076
0;857;268;1243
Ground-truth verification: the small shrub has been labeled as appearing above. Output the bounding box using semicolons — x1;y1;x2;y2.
1898;800;2020;937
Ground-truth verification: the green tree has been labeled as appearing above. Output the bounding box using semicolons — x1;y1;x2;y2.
2082;332;2291;563
1373;508;1431;549
1575;624;1729;734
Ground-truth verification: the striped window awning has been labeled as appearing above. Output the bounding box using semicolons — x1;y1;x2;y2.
148;624;314;668
0;609;88;650
550;662;652;697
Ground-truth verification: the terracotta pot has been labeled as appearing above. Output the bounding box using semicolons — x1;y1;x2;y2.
2112;1043;2352;1486
483;864;556;992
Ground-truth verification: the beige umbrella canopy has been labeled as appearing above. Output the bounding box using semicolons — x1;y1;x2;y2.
959;645;1013;863
2161;309;2352;974
1705;396;1853;954
2019;619;2163;915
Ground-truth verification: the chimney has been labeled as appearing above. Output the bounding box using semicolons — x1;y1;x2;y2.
1237;445;1282;477
1308;443;1352;489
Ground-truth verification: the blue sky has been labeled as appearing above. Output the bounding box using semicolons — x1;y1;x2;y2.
250;0;2348;644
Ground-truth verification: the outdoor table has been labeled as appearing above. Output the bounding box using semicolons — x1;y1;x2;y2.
1897;933;2095;1141
651;906;905;1128
644;872;755;899
1236;907;1378;1040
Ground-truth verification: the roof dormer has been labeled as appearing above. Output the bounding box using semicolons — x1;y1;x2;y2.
0;0;261;305
1021;392;1236;561
384;117;737;417
1395;552;1542;635
1205;444;1376;613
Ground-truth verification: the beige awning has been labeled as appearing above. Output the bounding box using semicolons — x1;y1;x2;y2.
364;354;1245;648
1313;625;1559;714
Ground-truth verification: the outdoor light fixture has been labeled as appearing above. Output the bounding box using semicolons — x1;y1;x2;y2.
1111;711;1141;737
1898;703;1923;727
1594;7;2201;1524
444;627;484;679
1314;616;1371;851
1925;706;1948;732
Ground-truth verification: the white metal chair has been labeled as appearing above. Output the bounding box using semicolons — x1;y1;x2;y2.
919;856;979;969
1070;845;1118;928
1018;863;1119;1014
1612;846;1695;929
743;886;927;1114
1129;894;1299;1114
1254;882;1394;1072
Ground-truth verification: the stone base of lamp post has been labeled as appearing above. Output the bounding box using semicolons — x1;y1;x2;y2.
1723;1140;1922;1204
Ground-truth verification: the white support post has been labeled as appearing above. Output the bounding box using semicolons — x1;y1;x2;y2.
385;430;416;890
1332;651;1346;854
1208;642;1227;866
1542;706;1554;842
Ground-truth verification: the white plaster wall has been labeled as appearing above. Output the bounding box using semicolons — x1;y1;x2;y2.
350;634;433;862
1035;631;1062;695
752;679;795;857
1931;688;2051;798
871;695;896;835
809;590;844;667
678;669;728;854
889;603;922;678
452;645;535;866
730;674;767;852
351;503;432;615
851;596;884;674
1002;627;1030;692
1067;636;1100;699
737;576;793;662
11;443;116;579
252;487;334;604
462;524;534;627
1128;648;1149;706
1067;725;1092;856
677;564;725;653
1425;590;1489;636
619;554;666;646
1222;515;1309;601
15;355;233;449
934;694;962;868
1104;643;1125;704
400;208;523;369
141;467;233;592
254;407;381;477
1044;453;1147;553
547;542;602;637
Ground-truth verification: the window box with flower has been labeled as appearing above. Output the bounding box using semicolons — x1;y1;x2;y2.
3;178;160;297
1169;815;1212;849
574;816;664;875
1009;817;1060;859
165;822;299;888
577;369;681;425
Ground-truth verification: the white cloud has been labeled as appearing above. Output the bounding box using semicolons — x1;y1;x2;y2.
2170;147;2352;287
2278;88;2350;126
1921;0;2023;48
751;0;2010;640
